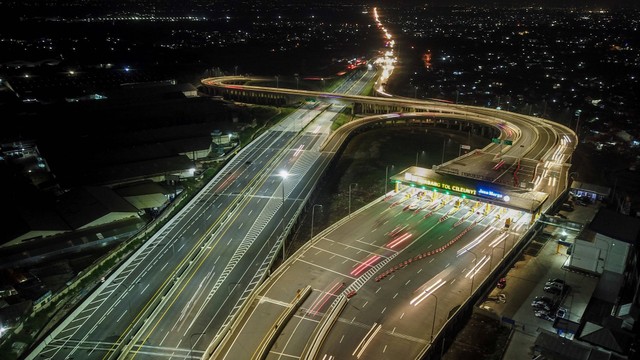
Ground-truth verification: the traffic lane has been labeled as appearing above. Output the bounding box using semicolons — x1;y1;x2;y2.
318;223;514;359
269;311;321;359
226;196;509;358
30;109;322;358
49;185;240;359
139;123;324;348
134;192;280;351
135;142;324;353
136;146;318;354
266;219;470;358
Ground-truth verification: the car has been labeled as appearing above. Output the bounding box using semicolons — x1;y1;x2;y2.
531;296;553;307
532;295;553;304
543;285;562;295
545;278;565;287
531;297;553;310
544;283;570;296
534;309;554;321
532;302;552;311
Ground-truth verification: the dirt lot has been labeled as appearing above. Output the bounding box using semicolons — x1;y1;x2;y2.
443;312;512;360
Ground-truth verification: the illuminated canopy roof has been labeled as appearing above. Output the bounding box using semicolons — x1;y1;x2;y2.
390;166;548;213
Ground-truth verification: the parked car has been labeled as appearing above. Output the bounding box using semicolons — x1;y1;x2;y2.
544;283;570;296
531;296;554;310
545;278;565;287
534;309;554;321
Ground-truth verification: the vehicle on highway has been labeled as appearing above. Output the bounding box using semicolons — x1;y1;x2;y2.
408;202;419;210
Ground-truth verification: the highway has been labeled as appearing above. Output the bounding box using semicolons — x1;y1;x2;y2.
26;65;575;360
25;68;377;360
202;78;576;359
213;187;533;359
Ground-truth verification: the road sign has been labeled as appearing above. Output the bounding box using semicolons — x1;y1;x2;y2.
491;138;501;144
504;140;513;145
461;144;471;150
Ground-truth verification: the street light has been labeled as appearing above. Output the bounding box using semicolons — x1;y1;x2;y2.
275;75;279;88
189;331;206;359
349;183;358;218
416;150;424;167
385;165;394;194
311;204;323;240
279;170;289;260
489;245;505;271
441;138;447;164
574;109;582;135
295;74;299;90
465;250;478;296
428;293;438;342
414;85;418;98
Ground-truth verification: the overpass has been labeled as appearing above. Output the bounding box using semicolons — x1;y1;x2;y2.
201;76;576;200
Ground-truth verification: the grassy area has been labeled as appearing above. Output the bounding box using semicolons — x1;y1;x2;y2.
330;112;356;131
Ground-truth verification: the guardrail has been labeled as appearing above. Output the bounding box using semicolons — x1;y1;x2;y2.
252;285;312;360
301;295;348;360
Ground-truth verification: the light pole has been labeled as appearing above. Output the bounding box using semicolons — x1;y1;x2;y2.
489;245;505;271
574;109;582;135
416;151;424;167
441;138;446;164
311;204;323;240
414;85;418;98
428;293;438;343
295;74;299;90
349;183;358;218
279;170;289;260
275;75;279;88
189;331;206;359
466;250;478;296
385;165;394;194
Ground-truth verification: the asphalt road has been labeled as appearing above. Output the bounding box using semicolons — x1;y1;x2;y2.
214;189;533;359
25;69;378;360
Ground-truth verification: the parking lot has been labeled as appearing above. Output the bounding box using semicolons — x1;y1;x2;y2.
478;204;600;359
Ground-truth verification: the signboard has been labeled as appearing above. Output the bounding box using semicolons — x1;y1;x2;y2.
460;144;471;150
477;187;509;201
504;140;513;145
491;138;501;144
